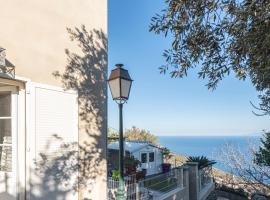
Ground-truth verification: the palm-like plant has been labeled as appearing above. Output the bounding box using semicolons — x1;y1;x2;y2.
186;156;216;169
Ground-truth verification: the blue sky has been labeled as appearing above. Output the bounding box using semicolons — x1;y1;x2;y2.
108;0;270;136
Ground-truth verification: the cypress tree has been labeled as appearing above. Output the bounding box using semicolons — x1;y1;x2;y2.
255;132;270;166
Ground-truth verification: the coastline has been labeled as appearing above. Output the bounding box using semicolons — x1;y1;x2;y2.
168;151;269;197
158;135;261;172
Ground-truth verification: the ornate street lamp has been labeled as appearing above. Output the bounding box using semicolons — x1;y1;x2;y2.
108;63;133;200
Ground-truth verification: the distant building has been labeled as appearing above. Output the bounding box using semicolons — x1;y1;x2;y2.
108;141;163;176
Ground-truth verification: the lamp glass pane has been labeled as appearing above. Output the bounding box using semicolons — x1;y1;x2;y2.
108;78;120;99
120;79;132;99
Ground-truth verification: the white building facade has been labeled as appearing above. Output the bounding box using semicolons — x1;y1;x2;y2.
108;141;163;176
0;76;79;200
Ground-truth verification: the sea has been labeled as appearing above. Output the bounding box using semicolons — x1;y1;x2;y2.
158;135;261;172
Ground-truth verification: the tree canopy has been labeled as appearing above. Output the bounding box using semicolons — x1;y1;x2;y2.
124;126;159;145
150;0;270;115
255;132;270;166
108;126;159;145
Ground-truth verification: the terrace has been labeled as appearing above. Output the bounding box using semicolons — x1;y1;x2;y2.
108;163;214;200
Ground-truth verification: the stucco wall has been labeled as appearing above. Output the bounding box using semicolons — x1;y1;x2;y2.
0;0;107;86
0;1;108;200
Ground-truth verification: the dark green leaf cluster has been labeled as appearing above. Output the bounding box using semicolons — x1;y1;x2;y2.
186;155;216;169
161;147;172;159
112;169;120;180
124;155;141;169
150;0;270;114
110;155;141;177
255;132;270;166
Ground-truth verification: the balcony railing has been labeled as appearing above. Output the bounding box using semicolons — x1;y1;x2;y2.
199;168;213;192
107;167;186;200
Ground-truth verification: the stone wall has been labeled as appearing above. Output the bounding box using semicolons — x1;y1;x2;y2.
215;190;248;200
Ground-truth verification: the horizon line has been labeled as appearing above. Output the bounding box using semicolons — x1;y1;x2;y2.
155;133;262;137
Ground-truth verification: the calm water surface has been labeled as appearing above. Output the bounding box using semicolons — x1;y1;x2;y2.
158;135;261;171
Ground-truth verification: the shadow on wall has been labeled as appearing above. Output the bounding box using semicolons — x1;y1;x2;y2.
29;136;78;200
54;26;108;196
23;26;107;200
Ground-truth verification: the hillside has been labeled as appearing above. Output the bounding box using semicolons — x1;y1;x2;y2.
166;151;269;197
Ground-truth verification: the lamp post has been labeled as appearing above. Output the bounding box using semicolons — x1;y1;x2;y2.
108;64;133;200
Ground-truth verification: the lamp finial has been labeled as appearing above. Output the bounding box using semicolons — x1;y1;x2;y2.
115;63;124;68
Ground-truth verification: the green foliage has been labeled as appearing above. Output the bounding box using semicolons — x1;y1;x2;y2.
124;155;141;174
150;0;270;115
107;128;119;144
125;126;159;145
161;147;172;160
108;126;159;145
255;132;270;166
187;156;216;169
109;154;141;176
112;170;120;180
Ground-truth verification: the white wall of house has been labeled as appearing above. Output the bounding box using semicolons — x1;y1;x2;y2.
132;146;163;176
0;77;79;200
26;80;78;200
0;78;25;200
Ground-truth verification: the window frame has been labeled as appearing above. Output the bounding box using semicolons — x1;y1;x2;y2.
149;152;155;162
0;91;12;172
0;86;17;174
141;152;147;163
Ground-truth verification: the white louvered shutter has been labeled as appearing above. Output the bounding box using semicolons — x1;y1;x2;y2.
30;85;78;200
35;87;78;157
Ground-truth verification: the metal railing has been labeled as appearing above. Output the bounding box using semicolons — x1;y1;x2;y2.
199;168;213;192
107;175;150;200
107;167;185;200
139;167;184;194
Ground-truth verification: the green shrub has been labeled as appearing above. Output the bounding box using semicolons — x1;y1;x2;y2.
112;170;120;180
186;156;216;169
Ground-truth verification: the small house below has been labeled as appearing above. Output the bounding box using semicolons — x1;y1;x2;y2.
108;141;163;176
